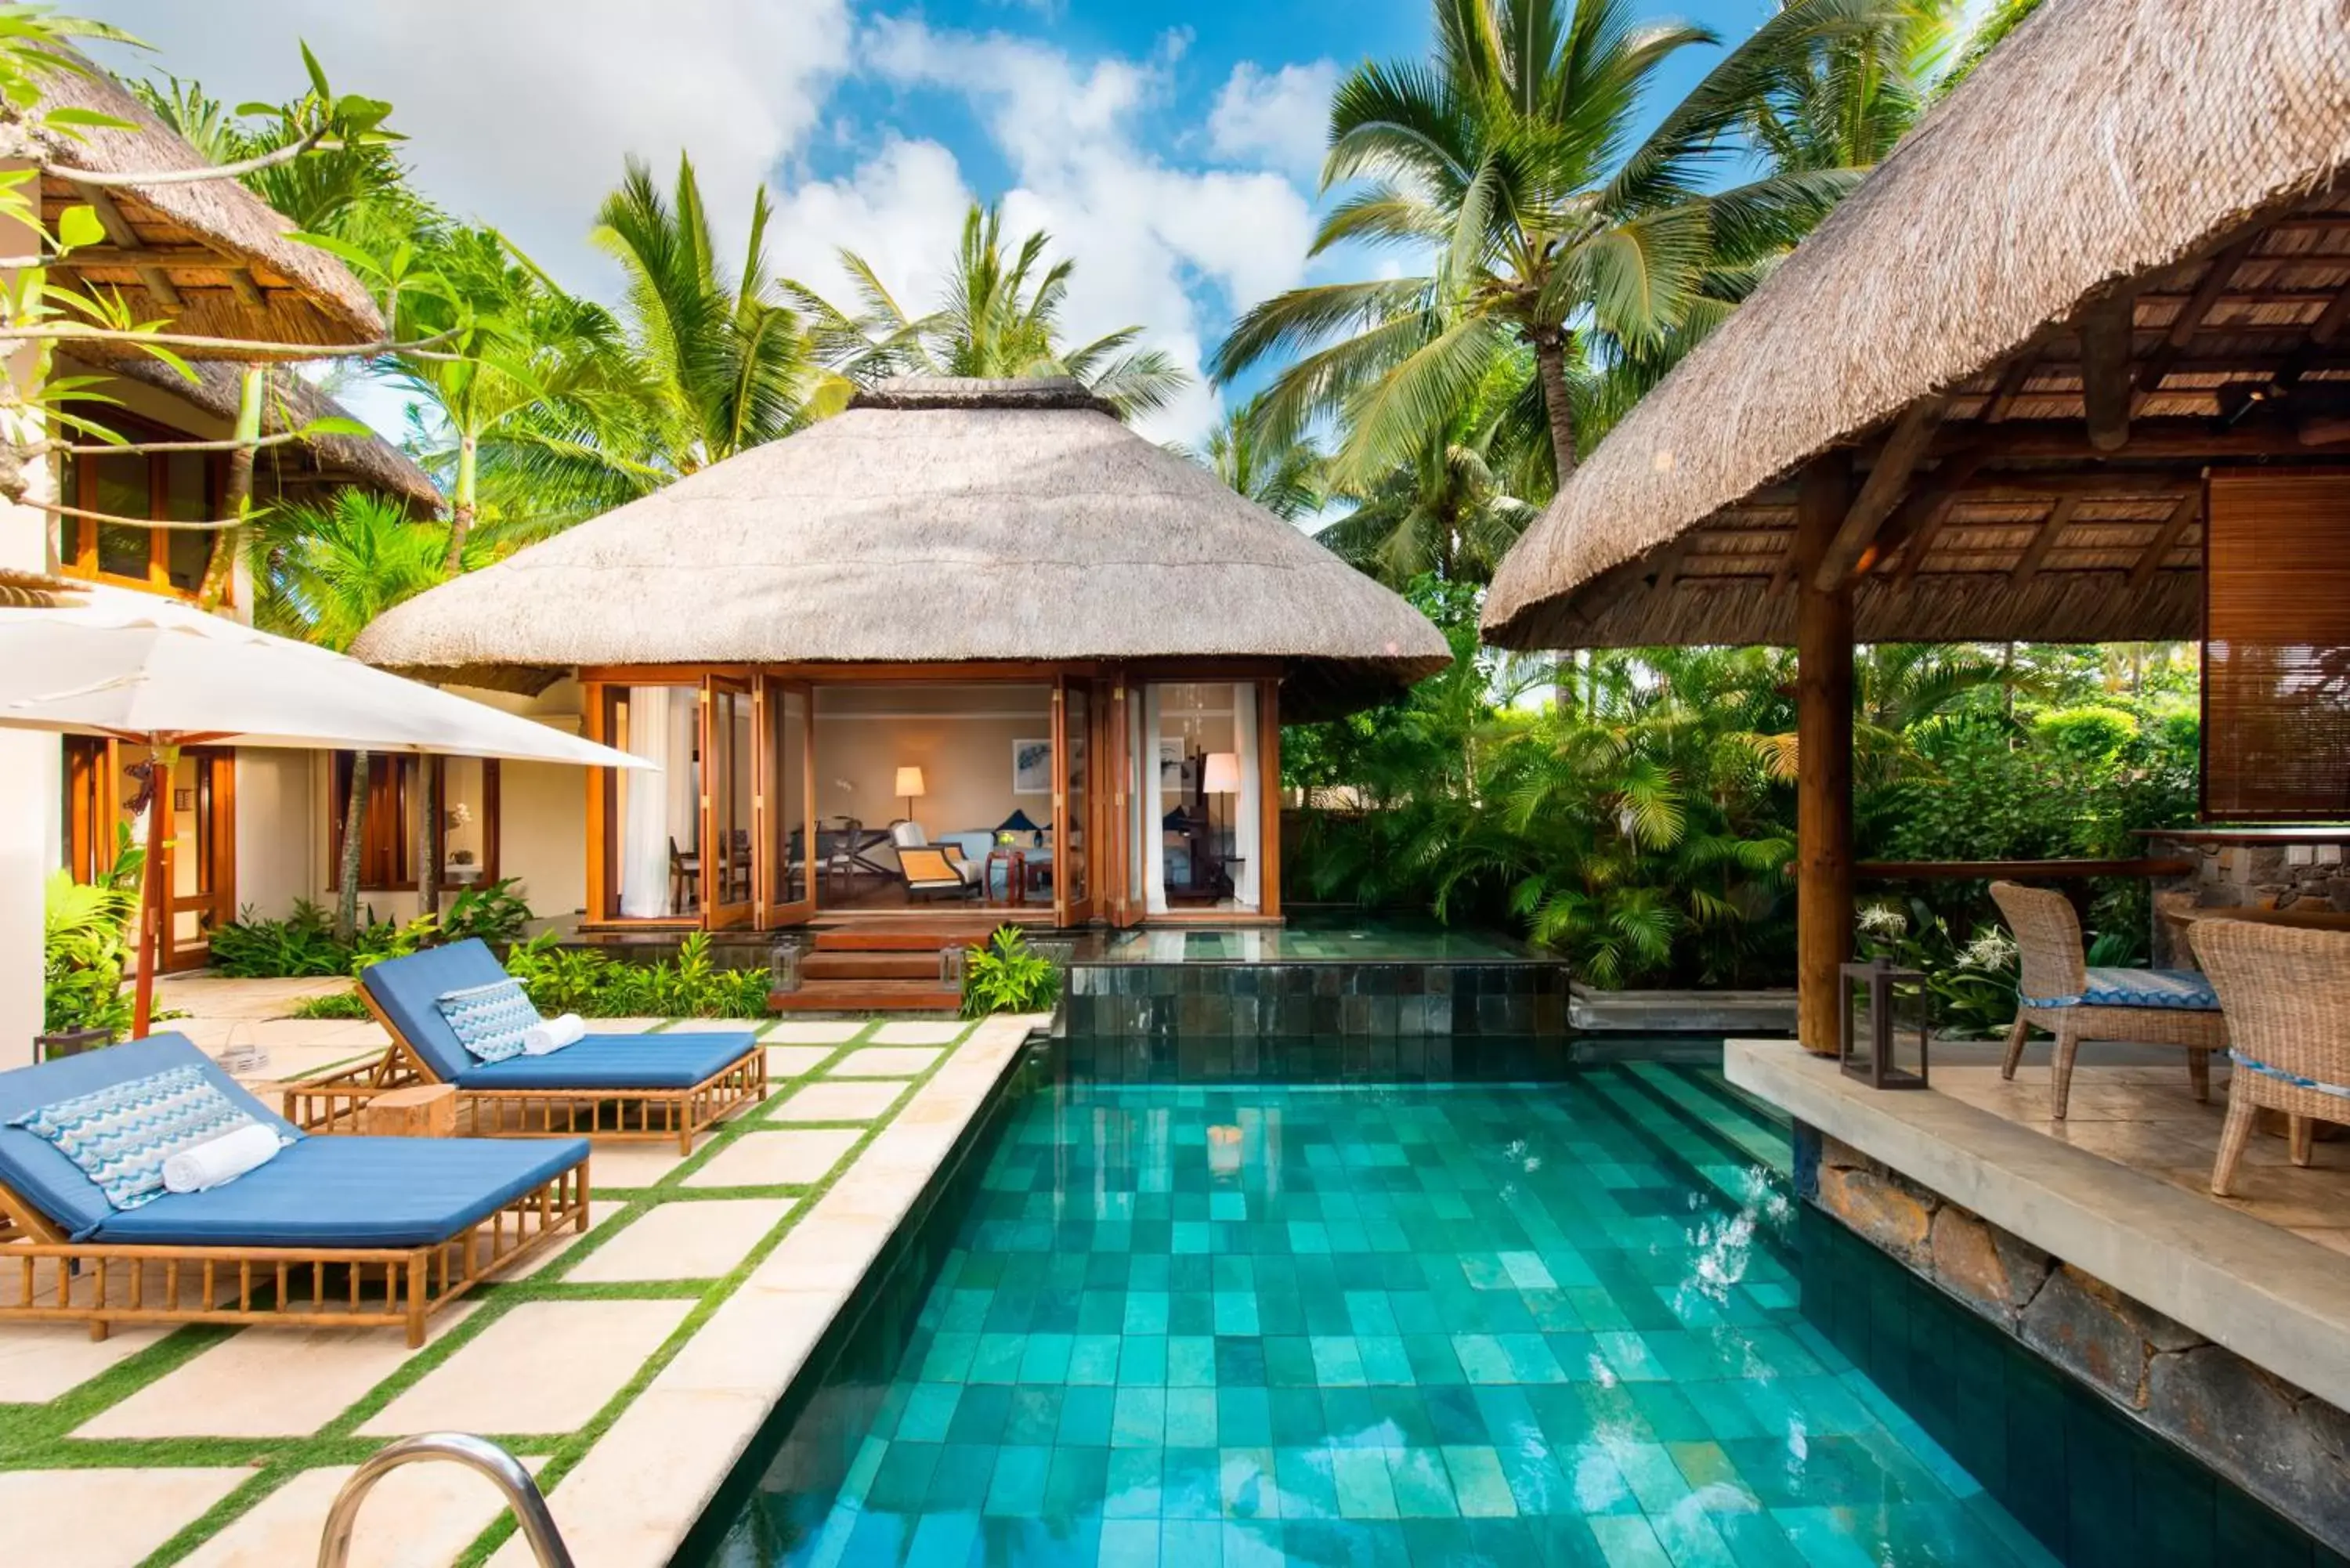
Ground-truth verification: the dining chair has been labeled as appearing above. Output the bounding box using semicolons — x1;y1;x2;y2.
2190;918;2350;1196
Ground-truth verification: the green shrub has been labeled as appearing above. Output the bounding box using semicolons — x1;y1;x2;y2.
208;878;537;981
961;926;1060;1017
290;988;373;1021
439;878;533;945
43;825;143;1040
503;931;771;1018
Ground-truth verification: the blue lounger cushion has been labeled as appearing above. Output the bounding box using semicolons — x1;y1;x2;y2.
457;1032;759;1090
360;939;518;1082
0;1035;300;1242
94;1135;588;1248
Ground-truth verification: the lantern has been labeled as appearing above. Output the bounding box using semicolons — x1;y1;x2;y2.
1839;957;1929;1089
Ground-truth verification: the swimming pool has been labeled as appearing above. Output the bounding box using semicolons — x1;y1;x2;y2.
691;1067;2057;1568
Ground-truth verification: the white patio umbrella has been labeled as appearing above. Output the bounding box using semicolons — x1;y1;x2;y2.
0;574;649;1037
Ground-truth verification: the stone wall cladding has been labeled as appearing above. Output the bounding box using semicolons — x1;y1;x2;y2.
2147;833;2350;964
1811;1131;2350;1547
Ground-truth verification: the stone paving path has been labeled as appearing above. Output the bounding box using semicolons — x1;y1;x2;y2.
1;999;1042;1568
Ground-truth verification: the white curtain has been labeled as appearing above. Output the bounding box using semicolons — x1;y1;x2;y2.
1141;684;1167;914
618;685;695;918
1231;682;1260;909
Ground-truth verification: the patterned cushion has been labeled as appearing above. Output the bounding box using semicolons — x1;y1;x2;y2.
8;1066;257;1212
434;979;540;1064
2023;966;2220;1011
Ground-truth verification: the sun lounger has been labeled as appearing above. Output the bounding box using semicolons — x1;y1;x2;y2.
292;940;766;1154
0;1035;589;1346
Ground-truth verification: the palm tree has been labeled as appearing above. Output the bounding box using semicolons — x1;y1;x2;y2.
794;202;1189;421
1742;1;1960;174
1316;357;1539;586
248;490;450;934
591;154;818;476
1213;0;1896;487
1180;396;1324;521
1940;0;2044;91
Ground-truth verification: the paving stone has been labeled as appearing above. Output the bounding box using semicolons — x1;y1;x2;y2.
360;1299;694;1436
584;1141;694;1189
771;1079;906;1123
870;1021;966;1046
0;1467;252;1568
765;1045;836;1078
514;1201;628;1278
767;1020;866;1044
686;1128;862;1188
181;1457;546;1568
829;1046;942;1078
565;1198;796;1283
0;1321;170;1404
77;1306;478;1439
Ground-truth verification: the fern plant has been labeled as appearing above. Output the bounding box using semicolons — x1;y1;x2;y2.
43;824;145;1039
961;926;1060;1018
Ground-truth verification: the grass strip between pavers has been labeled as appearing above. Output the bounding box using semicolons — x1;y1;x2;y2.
0;1016;995;1568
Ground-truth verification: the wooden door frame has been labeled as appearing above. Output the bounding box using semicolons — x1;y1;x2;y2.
754;674;816;927
701;674;757;930
161;746;235;972
1052;678;1098;927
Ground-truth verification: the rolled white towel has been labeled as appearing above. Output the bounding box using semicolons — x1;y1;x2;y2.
522;1013;586;1056
162;1121;285;1194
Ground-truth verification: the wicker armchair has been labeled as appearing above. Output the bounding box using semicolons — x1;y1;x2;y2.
1990;880;2227;1120
2190;919;2350;1197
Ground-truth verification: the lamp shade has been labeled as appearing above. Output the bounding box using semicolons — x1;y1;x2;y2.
895;765;927;798
1203;751;1242;794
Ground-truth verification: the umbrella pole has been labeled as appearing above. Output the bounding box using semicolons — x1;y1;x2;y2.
132;741;175;1039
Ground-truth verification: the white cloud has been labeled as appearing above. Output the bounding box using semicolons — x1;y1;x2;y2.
765;136;973;309
1206;60;1339;182
853;17;1320;443
77;0;854;301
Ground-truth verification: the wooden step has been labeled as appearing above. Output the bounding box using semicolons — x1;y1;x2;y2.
813;929;978;952
801;952;942;981
772;979;963;1013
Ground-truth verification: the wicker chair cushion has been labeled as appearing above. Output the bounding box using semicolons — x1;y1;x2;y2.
2229;1050;2350;1100
2023;967;2218;1011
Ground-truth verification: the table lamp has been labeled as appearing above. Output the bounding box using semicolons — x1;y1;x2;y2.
895;764;925;822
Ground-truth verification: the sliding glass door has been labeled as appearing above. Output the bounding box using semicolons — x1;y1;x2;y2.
757;676;814;927
1054;677;1094;926
703;675;756;929
1133;680;1273;916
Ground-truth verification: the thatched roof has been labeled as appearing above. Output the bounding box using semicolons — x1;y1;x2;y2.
1484;0;2350;650
12;49;385;353
85;356;439;508
351;378;1451;716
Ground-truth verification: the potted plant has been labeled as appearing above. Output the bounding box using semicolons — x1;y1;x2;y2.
39;826;143;1061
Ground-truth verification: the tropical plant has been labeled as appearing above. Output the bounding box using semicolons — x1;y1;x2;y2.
1213;0;1896;487
502;930;771;1018
207;900;352;978
1181;395;1324;521
591;154;818;477
961;926;1061;1017
794;201;1188;421
438;877;535;945
42;824;143;1040
291;988;374;1021
1741;0;1961;175
1940;0;2045;92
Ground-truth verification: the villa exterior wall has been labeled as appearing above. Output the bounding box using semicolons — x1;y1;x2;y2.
1797;1126;2350;1551
498;759;588;921
232;749;315;919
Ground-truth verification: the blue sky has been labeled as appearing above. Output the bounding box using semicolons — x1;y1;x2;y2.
85;0;1788;446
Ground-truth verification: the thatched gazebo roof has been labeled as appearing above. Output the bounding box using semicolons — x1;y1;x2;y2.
351;378;1451;717
12;49;386;354
81;356;439;508
1483;0;2350;650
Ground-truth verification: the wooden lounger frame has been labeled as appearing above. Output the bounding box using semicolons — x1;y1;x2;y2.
286;991;768;1154
0;1159;589;1348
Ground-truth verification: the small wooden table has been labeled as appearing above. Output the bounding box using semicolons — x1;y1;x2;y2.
359;1084;458;1139
985;848;1029;907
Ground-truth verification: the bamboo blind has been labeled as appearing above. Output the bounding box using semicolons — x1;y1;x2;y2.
2204;474;2350;820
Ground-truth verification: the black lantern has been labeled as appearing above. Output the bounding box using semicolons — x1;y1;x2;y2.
1839;957;1929;1089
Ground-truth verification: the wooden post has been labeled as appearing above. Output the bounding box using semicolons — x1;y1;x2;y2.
1795;453;1856;1055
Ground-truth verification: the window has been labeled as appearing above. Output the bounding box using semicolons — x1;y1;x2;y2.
330;755;501;892
59;420;225;601
1137;681;1265;913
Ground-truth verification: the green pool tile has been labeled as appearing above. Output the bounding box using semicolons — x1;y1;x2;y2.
1769;1507;1884;1568
1612;1441;1695;1514
895;1382;962;1443
1593;1331;1670;1382
1647;1504;1743;1568
1069;1333;1125;1385
1045;1444;1112;1517
1334;1447;1402;1519
1212;1291;1261;1336
1402;1333;1469;1386
1220;1446;1279;1519
1058;1384;1119;1447
1166;1386;1220;1447
1357;1335;1415;1386
1080;1291;1129;1333
1497;1445;1577;1517
1311;1335;1370;1387
1441;1445;1519;1518
1268;1386;1327;1446
1098;1517;1160;1568
1120;1335;1170;1386
917;1331;978;1382
1450;1333;1517;1385
1018;1331;1075;1384
866;1441;942;1512
1162;1447;1224;1519
1114;1386;1170;1448
1275;1445;1341;1520
1126;1291;1172;1335
1219;1386;1273;1447
1104;1447;1164;1517
1386;1446;1462;1518
1211;1337;1264;1386
1162;1518;1221;1566
1587;1513;1677;1568
1712;1511;1808;1568
1499;1333;1571;1384
1264;1335;1318;1387
944;1382;1013;1443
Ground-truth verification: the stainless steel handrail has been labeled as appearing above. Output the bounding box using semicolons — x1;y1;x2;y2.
316;1432;574;1568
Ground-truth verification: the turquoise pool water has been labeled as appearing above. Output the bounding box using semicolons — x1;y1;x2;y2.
703;1070;2055;1568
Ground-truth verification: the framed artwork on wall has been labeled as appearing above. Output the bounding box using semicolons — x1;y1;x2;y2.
1012;738;1054;794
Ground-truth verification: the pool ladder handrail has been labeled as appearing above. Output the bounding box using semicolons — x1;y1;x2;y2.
316;1432;574;1568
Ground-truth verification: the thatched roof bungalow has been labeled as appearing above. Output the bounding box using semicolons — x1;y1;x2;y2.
1484;0;2350;651
1479;0;2350;1057
354;378;1448;951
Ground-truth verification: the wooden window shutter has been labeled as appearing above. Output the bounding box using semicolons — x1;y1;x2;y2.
2203;473;2350;820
